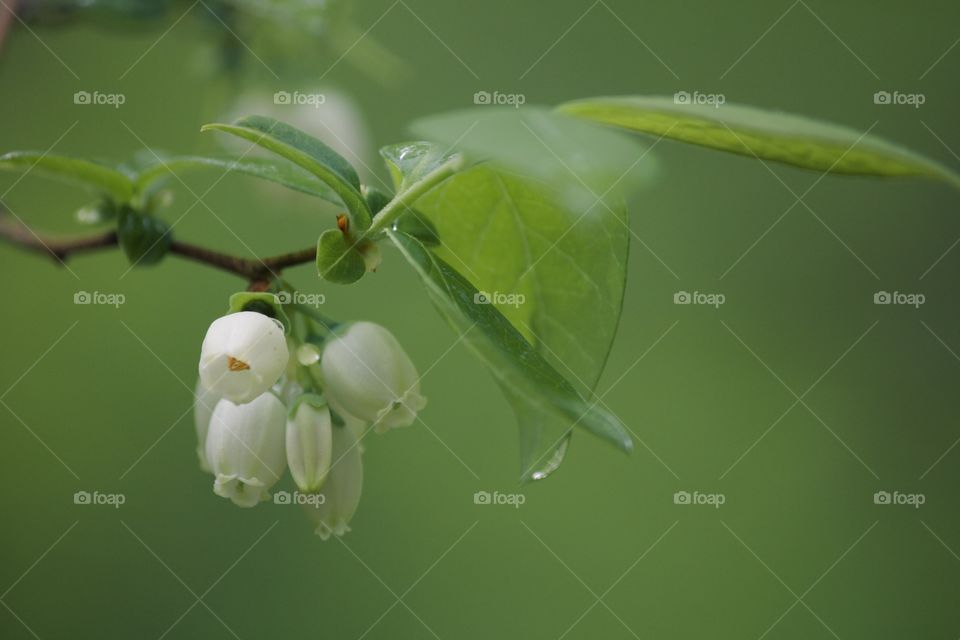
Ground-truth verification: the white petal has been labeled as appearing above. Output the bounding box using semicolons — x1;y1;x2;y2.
199;312;289;404
205;393;288;507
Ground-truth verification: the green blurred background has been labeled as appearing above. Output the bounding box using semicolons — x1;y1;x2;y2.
2;0;959;637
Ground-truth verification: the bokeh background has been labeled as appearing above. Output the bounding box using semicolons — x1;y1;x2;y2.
2;0;959;637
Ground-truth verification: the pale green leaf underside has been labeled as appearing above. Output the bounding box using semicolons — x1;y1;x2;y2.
201;116;371;229
559;96;960;188
411;106;659;209
388;230;632;482
0;152;133;201
132;155;340;204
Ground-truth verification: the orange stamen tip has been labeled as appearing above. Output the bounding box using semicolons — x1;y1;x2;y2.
227;356;251;371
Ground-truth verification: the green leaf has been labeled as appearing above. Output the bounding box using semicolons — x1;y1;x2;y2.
382;127;636;479
0;152;134;201
559;95;960;187
392;211;440;247
362;186;392;214
116;207;170;266
316;229;365;284
132;155;341;205
201;116;372;230
407;164;631;480
388;230;632;483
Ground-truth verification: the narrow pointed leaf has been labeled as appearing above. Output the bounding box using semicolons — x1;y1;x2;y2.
559;96;960;188
132;155;341;204
0;152;134;201
201;116;372;229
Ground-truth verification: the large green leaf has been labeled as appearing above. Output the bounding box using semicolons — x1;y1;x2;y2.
388;230;632;481
413;164;630;383
386;117;640;479
0;151;134;201
132;155;341;204
383;150;633;480
559;96;960;188
201;116;372;229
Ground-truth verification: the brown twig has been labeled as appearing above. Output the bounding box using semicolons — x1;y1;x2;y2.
0;0;16;54
0;213;317;282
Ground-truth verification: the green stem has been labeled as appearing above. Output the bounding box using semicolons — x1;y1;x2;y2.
362;155;465;238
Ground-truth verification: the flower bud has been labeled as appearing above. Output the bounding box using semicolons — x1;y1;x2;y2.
205;392;287;507
304;418;364;539
199;311;289;404
193;379;221;473
320;322;426;432
286;397;333;493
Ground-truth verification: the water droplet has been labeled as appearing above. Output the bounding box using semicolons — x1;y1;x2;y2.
297;343;321;366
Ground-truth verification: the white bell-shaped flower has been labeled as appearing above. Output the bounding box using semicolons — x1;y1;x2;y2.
194;379;221;473
320;322;426;432
199;311;289;404
304;417;365;539
286;397;333;493
205;392;287;507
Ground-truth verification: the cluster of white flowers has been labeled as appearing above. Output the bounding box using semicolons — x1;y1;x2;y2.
193;311;424;539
